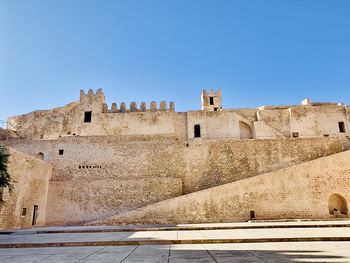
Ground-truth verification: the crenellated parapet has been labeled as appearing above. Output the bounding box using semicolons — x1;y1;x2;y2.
201;88;222;111
101;101;175;113
80;89;106;105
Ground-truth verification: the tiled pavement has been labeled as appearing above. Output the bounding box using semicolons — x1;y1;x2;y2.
1;227;350;245
0;242;350;262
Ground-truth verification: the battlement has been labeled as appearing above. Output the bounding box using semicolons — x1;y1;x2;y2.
101;101;175;113
80;89;106;104
6;88;350;141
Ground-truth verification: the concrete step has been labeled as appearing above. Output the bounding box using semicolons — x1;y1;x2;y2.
2;236;350;248
10;220;350;235
1;225;350;248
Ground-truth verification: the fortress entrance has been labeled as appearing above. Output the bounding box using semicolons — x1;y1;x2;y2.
239;121;253;139
328;193;348;216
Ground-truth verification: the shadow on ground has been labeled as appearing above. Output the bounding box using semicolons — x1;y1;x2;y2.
0;244;349;262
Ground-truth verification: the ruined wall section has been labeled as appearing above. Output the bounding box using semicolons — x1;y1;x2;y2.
0;148;52;229
7;102;80;140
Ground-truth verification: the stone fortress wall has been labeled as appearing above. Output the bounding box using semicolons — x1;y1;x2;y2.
95;149;350;225
7;89;350;141
8;136;342;225
0;149;52;229
2;89;350;227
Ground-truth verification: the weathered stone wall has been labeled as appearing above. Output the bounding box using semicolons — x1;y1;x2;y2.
8;105;188;140
186;110;256;140
7;89;349;142
11;137;342;193
290;106;349;137
0;148;51;229
96;150;350;225
7;137;343;225
46;177;182;225
8;137;342;192
257;108;291;136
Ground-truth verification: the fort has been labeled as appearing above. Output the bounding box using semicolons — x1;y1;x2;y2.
1;88;350;229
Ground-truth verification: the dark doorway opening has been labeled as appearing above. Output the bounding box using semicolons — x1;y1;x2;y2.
250;211;256;220
84;111;92;123
32;205;38;226
339;122;346;133
194;124;201;138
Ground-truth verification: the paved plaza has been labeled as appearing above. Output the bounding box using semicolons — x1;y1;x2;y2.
0;221;350;262
1;242;350;262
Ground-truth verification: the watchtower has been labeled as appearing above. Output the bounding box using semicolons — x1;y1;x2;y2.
201;89;222;111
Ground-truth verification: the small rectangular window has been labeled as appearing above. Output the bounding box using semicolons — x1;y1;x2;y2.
339;122;346;133
84;111;92;123
209;97;214;105
21;208;26;216
194;124;201;138
59;149;64;155
292;132;299;138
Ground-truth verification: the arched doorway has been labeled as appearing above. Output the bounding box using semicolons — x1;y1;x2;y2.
328;193;348;215
239;121;253;139
36;152;44;160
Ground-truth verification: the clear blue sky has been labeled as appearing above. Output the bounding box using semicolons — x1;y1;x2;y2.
1;0;350;122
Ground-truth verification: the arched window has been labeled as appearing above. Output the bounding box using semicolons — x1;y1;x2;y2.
36;152;44;160
194;124;201;138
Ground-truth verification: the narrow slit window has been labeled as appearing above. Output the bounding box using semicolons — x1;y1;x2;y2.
194;124;201;138
209;97;214;105
32;205;38;226
339;122;346;133
84;111;92;123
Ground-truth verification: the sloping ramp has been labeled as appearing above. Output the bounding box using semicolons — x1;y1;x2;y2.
88;150;350;225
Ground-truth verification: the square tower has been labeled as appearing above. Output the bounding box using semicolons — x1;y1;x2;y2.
201;89;222;111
